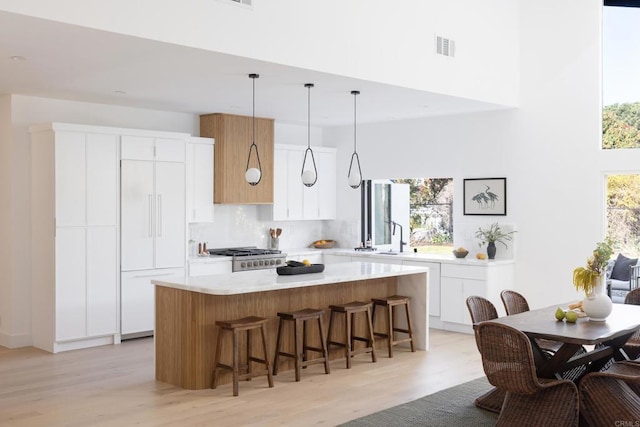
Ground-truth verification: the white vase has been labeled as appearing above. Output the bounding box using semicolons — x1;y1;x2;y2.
582;275;613;321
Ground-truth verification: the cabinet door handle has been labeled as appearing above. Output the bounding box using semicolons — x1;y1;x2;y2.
148;194;153;237
157;194;162;237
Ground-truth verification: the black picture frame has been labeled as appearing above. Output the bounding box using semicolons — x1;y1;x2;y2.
463;178;507;216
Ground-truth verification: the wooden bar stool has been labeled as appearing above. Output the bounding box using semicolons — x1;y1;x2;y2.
273;308;331;381
371;295;415;357
327;301;377;368
211;316;274;396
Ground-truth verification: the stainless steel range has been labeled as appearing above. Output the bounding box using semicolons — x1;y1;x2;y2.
208;247;287;272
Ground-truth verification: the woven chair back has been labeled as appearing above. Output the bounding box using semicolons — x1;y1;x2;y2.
476;322;541;395
466;296;498;324
501;290;530;315
625;288;640;305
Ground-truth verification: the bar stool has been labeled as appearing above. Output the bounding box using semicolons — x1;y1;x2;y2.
273;308;331;381
371;295;415;357
327;301;377;368
211;316;274;396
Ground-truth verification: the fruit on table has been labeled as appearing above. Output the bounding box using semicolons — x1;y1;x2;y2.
568;301;583;310
302;259;311;267
565;310;578;323
555;307;566;321
457;247;467;252
476;253;487;260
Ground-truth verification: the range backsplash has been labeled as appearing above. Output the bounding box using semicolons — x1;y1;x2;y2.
188;205;357;255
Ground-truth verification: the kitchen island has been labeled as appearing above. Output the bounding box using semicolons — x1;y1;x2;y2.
152;262;429;390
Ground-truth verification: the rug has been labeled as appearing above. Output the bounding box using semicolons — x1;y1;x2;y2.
340;377;499;427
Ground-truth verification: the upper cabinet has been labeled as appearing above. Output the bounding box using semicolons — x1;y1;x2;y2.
264;144;337;221
200;113;274;204
186;137;215;222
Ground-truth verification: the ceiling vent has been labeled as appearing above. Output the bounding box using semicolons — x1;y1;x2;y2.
435;35;455;58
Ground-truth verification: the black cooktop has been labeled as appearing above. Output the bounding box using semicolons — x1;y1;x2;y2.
208;247;281;257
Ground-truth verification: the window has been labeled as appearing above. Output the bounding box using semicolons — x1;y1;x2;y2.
606;174;640;257
394;178;453;254
602;3;640;149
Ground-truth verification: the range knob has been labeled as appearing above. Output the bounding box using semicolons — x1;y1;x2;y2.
253;261;259;267
269;260;275;265
240;262;246;268
259;260;264;266
276;259;282;265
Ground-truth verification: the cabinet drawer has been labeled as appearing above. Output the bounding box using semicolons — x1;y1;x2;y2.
441;264;487;280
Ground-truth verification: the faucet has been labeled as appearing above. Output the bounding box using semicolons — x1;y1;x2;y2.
387;220;407;253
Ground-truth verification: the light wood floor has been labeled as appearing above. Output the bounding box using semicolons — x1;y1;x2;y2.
0;329;483;426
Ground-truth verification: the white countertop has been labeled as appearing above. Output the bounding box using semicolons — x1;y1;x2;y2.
153;261;429;295
187;247;514;266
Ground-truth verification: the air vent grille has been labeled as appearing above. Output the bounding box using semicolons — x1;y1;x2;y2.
436;35;455;58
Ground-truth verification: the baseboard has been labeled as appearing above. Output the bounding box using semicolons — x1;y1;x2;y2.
0;330;33;349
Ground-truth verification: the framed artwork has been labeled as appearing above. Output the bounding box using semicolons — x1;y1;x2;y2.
463;178;507;215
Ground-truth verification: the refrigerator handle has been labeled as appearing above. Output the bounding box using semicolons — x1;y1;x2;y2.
148;194;153;237
157;194;162;237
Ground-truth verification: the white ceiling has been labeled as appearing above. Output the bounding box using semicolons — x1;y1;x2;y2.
0;11;509;127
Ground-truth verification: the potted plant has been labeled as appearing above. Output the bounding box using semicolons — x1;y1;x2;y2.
573;240;614;321
573;240;613;295
475;223;516;259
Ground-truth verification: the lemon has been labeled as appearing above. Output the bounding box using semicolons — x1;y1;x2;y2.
302;259;311;267
476;253;487;260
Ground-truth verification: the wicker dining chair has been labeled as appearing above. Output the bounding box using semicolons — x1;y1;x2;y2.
465;296;504;414
499;289;565;356
579;361;640;425
623;288;640;360
500;290;530;315
476;322;579;427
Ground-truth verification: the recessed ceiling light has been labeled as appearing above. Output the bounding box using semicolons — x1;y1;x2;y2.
10;56;27;61
114;90;127;95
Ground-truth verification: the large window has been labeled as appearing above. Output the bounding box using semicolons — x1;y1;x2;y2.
603;3;640;149
606;174;640;257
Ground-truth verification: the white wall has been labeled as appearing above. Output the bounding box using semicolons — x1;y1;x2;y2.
0;95;13;346
327;0;636;309
0;0;519;107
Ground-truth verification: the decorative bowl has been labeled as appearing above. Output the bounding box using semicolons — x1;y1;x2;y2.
312;239;336;249
453;249;469;259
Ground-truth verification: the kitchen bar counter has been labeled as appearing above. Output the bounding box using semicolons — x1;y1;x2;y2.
153;261;428;295
152;262;429;390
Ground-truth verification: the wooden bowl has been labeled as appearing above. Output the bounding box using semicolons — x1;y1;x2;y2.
312;240;336;249
453;249;469;259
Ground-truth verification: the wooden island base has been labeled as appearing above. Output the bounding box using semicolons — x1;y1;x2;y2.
155;271;428;390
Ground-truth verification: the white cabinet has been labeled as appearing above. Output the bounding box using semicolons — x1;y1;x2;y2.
30;124;119;352
121;135;187;337
440;263;514;329
121;268;184;335
121;138;186;271
188;261;232;276
264;144;337;221
186;137;215;222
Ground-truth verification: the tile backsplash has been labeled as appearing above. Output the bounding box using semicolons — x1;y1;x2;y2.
188;205;355;253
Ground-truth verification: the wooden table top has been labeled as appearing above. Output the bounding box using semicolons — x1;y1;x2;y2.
484;303;640;345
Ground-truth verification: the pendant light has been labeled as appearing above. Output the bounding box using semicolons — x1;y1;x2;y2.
245;73;262;186
301;83;318;187
347;90;363;189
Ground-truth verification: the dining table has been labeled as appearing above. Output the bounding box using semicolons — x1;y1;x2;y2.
478;303;640;381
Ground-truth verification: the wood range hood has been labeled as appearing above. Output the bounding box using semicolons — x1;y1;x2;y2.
200;113;274;205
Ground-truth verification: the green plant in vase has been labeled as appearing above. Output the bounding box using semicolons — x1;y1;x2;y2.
573;240;613;296
475;223;516;259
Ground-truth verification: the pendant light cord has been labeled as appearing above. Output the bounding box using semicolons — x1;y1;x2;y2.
353;91;358;153
308;84;311;149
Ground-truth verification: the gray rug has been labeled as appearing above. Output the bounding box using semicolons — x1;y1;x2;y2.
340;377;498;427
